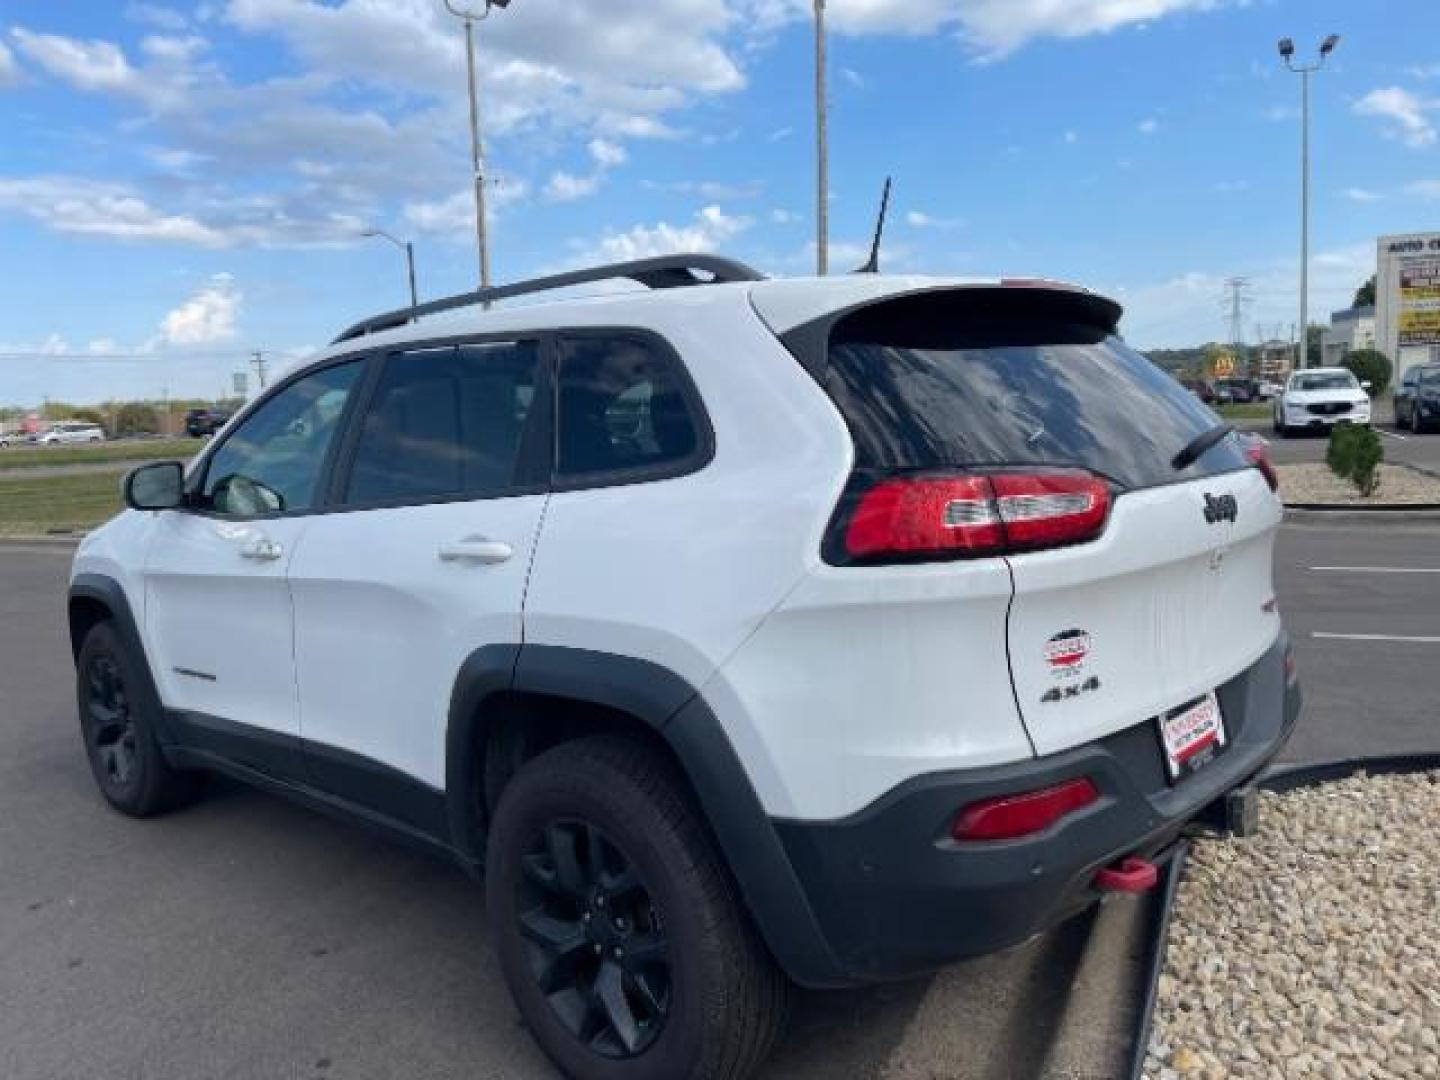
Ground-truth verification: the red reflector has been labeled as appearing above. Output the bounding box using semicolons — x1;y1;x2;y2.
1243;440;1279;492
950;777;1100;842
841;470;1110;562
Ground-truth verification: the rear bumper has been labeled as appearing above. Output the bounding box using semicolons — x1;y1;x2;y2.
771;631;1299;984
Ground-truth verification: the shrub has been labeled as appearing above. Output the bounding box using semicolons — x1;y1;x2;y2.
1327;423;1383;498
114;402;160;437
1342;349;1392;396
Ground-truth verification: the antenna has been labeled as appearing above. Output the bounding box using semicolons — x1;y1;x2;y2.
854;176;892;274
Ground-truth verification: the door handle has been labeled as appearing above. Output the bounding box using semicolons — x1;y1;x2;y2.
239;536;284;561
438;536;514;565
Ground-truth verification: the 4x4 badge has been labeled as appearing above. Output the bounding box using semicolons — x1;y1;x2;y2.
1203;492;1238;524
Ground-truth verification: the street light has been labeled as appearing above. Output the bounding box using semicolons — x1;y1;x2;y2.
362;228;418;307
443;0;511;291
814;0;828;276
1279;32;1341;369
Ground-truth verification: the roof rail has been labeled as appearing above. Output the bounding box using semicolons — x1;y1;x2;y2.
332;253;765;344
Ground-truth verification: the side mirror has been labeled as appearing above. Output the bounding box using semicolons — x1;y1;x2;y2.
124;461;185;511
1361;380;1374;391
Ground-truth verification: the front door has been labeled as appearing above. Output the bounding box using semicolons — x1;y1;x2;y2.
144;359;365;778
287;339;549;824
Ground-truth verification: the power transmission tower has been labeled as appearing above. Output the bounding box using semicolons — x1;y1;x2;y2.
251;350;269;390
1221;277;1253;372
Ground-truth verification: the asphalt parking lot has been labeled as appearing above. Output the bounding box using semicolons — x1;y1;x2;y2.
2;518;1437;1079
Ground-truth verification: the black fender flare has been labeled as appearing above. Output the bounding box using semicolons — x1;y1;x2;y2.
68;573;176;745
444;642;851;988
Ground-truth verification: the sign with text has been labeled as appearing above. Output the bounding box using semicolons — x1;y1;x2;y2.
1399;257;1440;347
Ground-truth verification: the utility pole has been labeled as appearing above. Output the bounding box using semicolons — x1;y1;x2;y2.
814;0;829;277
444;0;512;291
1279;34;1340;369
251;351;268;390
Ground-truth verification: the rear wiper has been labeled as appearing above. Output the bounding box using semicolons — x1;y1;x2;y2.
1172;423;1234;471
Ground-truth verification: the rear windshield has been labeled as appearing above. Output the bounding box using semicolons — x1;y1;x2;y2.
817;289;1248;492
1292;372;1356;391
1419;369;1440;386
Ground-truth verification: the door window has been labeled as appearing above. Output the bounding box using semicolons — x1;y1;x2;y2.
345;341;541;505
555;335;703;482
202;361;361;517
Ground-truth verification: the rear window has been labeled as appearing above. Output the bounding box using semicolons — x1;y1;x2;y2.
815;289;1248;492
1419;369;1440;386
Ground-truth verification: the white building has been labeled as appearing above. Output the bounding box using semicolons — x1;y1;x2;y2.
1376;232;1440;381
1321;305;1376;367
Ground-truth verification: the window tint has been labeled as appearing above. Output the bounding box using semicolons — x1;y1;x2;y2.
204;361;361;517
820;290;1248;492
555;336;700;479
1292;372;1357;391
346;341;540;504
1420;369;1440;386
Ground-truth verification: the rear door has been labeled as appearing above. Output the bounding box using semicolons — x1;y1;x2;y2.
814;286;1282;758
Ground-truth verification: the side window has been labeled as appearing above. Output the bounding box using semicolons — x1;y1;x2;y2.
555;335;702;481
346;341;540;505
203;361;361;517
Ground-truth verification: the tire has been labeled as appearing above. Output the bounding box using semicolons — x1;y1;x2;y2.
1414;409;1426;434
76;622;205;817
487;735;789;1080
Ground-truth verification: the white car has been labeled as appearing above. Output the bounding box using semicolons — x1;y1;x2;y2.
1272;368;1371;436
38;421;105;445
66;255;1299;1080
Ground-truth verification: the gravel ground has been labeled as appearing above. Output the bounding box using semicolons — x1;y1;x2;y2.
1145;772;1440;1079
1278;463;1440;505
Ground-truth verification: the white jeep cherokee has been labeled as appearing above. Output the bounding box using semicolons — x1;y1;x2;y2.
68;256;1299;1080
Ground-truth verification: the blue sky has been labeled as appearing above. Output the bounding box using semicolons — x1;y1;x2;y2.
2;0;1439;404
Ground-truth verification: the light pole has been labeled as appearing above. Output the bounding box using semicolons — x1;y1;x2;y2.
443;0;511;291
1279;33;1340;370
814;0;828;276
362;228;419;307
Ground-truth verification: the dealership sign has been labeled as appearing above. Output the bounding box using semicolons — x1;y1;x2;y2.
1399;258;1440;347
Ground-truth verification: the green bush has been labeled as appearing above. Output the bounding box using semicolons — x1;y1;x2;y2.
1327;424;1383;497
1342;349;1392;396
114;402;160;437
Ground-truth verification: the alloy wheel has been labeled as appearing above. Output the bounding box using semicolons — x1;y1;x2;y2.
84;654;138;787
516;820;671;1059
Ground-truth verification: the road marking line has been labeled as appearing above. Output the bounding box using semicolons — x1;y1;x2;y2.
1310;566;1440;574
1378;429;1409;441
1312;632;1440;643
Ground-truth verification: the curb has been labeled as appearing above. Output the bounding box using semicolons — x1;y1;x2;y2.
1123;753;1440;1080
1284;505;1440;520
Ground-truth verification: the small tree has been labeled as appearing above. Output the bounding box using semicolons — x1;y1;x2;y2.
1353;274;1377;309
1342;349;1392;396
114;402;161;437
1327;424;1383;498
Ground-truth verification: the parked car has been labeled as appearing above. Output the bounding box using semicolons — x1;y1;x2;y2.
1392;363;1440;433
1272;368;1371;436
68;255;1299;1080
184;408;232;437
1254;380;1283;402
1214;377;1256;404
37;421;105;445
1179;377;1216;404
0;431;17;448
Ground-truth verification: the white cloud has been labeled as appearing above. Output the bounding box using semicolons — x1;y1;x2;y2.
126;3;191;31
1407;180;1440;199
840;66;866;88
1405;63;1440;81
1341;187;1383;203
1214;179;1249;193
545;171;601;203
0;41;19;86
767;126;793;143
1138;118;1159;134
587;205;752;263
140;34;209;63
771;208;801;224
0;176;227;245
905;210;964;229
1264;104;1300;122
402;180;529;236
1354;87;1438;148
588;138;628;169
10;28;137;92
159;274;241;345
748;0;1235;57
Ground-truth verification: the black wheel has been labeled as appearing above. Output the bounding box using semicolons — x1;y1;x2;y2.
77;622;204;816
1414;410;1427;434
487;736;788;1080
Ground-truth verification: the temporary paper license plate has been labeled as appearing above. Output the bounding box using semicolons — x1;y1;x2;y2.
1158;693;1226;781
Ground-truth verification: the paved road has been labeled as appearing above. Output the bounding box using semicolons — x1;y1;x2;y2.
1235;403;1440;475
2;520;1436;1079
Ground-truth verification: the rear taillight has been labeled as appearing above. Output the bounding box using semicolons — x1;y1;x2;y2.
841;469;1110;563
1244;440;1279;492
950;777;1100;842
